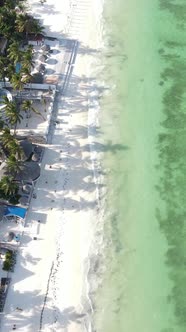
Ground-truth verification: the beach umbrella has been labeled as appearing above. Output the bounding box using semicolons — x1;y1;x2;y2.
15;161;40;182
38;54;47;62
18;139;33;162
41;45;50;52
37;64;45;73
31;72;44;83
34;145;42;154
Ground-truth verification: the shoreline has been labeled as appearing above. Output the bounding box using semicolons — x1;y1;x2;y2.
92;0;184;331
0;0;104;331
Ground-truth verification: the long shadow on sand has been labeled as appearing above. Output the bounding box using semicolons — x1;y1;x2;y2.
3;287;86;331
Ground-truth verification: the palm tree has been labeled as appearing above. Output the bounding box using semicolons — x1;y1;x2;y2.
15;1;27;14
0;55;8;86
4;98;23;134
0;7;16;38
3;0;15;10
27;45;34;53
15;13;28;34
9;51;22;65
0;175;18;196
0;129;23;158
7;41;23;65
10;73;24;97
9;110;23;134
7;139;23;159
0;119;5;130
22;99;45;120
7;41;20;54
20;67;33;84
24;45;33;58
6;63;15;81
30;18;44;36
22;56;35;71
16;14;44;39
0;127;12;148
3;96;14;110
6;155;21;177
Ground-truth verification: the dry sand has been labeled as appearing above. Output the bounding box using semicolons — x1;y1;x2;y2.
0;0;103;331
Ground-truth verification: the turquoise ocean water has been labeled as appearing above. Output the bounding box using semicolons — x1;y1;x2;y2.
93;0;186;331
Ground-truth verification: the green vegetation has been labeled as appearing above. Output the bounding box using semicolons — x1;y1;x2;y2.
0;128;23;199
3;97;23;134
2;250;14;271
0;0;44;202
0;0;43;94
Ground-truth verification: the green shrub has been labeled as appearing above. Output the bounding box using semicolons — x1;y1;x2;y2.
5;251;12;260
3;251;13;271
3;259;11;271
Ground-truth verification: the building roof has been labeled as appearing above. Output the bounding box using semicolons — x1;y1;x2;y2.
28;33;44;41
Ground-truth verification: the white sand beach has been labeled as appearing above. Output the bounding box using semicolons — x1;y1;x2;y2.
0;0;103;331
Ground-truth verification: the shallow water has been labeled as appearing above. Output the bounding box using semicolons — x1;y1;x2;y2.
93;0;186;331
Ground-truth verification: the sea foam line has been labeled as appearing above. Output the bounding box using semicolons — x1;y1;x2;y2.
83;0;107;330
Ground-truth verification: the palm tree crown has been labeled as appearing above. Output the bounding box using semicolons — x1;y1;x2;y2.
16;14;44;38
7;41;23;65
6;154;21;177
7;138;23;158
0;175;18;196
0;127;11;147
10;73;24;92
3;98;22;134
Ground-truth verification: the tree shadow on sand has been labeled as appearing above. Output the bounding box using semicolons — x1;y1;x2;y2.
2;286;86;331
29;2;60;18
41;306;86;330
83;141;129;154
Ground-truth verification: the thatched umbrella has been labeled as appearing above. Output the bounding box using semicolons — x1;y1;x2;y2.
15;161;40;182
18;139;33;161
34;145;42;154
36;64;45;73
38;54;47;62
31;72;44;83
